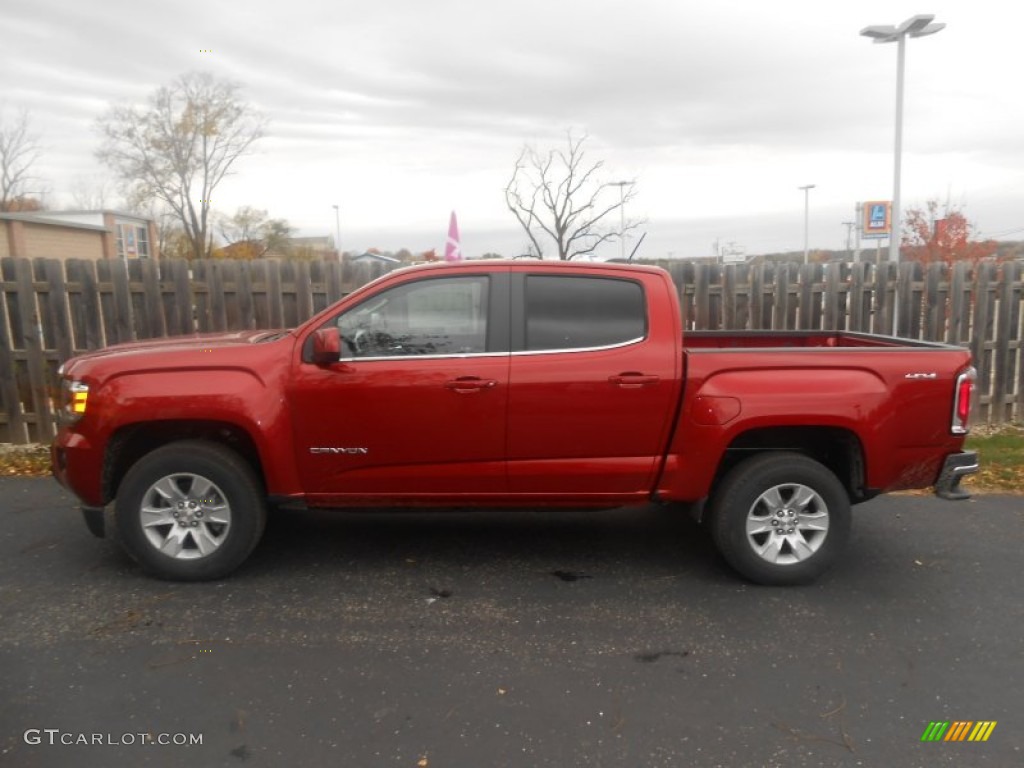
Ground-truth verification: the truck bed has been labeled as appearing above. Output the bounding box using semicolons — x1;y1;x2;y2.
683;330;962;350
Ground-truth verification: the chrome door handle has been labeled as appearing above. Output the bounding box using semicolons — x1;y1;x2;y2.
445;377;498;393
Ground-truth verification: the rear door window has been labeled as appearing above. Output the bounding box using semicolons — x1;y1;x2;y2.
523;275;646;352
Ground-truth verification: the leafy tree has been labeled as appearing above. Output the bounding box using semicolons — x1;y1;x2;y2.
0;108;42;211
214;206;293;259
902;200;998;264
161;226;195;260
505;131;639;260
97;72;266;260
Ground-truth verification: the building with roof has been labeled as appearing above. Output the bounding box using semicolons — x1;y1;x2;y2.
0;210;158;261
348;251;402;266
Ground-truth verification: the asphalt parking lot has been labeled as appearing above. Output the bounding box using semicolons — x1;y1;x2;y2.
1;477;1021;767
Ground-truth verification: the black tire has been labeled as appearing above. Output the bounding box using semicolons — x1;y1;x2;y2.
114;440;267;581
708;452;851;586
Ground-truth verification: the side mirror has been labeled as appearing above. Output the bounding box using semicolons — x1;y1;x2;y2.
311;327;341;365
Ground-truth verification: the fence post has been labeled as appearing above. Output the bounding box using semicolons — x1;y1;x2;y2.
948;261;970;345
296;260;313;323
824;262;840;330
267;260;284;328
13;259;54;440
797;263;815;330
971;262;995;422
992;261;1021;423
43;259;74;363
0;260;27;443
923;262;945;342
694;263;710;330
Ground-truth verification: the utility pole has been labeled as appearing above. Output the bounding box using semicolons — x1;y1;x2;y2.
332;204;342;262
842;221;856;260
854;203;863;262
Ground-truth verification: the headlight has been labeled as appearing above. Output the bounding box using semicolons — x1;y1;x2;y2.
60;380;89;424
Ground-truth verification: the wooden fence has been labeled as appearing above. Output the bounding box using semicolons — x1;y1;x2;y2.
1;256;1021;444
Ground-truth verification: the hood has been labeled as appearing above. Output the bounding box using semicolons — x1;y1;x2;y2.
60;329;294;379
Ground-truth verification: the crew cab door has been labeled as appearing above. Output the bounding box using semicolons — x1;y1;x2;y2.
506;271;681;500
288;271;510;502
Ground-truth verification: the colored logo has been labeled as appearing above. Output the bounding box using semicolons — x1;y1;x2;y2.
860;199;891;239
921;721;997;742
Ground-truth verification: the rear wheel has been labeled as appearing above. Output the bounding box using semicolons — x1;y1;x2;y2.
709;452;850;585
114;441;266;581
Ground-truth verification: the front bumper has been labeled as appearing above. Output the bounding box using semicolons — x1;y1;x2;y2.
50;428;105;508
934;450;979;501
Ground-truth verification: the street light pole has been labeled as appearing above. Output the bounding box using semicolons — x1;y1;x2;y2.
860;15;945;266
799;184;815;264
332;204;341;262
892;32;907;266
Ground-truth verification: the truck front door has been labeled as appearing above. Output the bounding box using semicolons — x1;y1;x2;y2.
289;271;510;503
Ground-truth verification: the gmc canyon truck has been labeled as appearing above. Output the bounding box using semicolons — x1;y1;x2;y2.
51;260;978;585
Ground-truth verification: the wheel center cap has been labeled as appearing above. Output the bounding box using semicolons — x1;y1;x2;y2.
176;500;201;522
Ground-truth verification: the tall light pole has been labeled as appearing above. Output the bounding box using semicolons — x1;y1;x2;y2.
798;184;815;264
332;204;341;262
612;181;629;260
860;15;945;265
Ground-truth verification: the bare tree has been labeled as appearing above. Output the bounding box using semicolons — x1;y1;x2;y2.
96;72;266;260
505;131;640;260
68;175;115;210
0;108;43;211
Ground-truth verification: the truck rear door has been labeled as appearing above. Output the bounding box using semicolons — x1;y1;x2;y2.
506;270;681;500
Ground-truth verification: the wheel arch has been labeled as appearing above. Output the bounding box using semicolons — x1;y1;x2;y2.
714;426;870;504
104;420;265;503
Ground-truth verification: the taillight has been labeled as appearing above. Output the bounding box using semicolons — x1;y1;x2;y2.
951;367;975;435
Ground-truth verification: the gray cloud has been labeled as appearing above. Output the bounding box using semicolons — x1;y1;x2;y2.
3;0;1022;256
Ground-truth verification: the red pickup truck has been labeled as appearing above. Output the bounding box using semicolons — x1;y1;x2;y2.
51;260;977;585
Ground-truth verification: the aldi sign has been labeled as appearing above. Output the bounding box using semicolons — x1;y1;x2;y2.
862;200;891;239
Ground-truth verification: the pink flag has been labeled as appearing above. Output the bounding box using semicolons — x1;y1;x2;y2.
445;211;462;262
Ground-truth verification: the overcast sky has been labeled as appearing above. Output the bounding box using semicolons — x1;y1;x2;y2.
4;0;1023;259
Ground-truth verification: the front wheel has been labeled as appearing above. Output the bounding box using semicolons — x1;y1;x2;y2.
708;452;851;585
114;441;267;581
